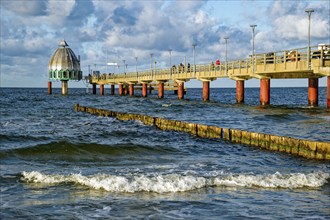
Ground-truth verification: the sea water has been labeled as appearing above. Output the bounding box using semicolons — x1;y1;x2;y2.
0;87;329;219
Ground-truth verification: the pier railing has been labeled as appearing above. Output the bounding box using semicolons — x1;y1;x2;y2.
90;45;330;85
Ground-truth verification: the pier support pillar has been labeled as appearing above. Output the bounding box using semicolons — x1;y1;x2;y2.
260;78;270;105
202;81;210;101
118;84;123;96
92;84;96;95
236;80;244;103
142;83;148;97
129;84;134;96
48;81;52;94
327;76;330;110
61;80;68;95
178;82;185;100
100;84;104;95
308;77;318;107
158;82;164;99
110;84;115;95
124;84;129;95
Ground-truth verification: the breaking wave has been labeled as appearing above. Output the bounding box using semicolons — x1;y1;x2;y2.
21;171;329;193
0;141;178;161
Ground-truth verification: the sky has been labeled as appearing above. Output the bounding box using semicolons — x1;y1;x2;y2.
0;0;329;88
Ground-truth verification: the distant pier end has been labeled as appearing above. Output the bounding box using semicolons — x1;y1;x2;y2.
48;40;82;95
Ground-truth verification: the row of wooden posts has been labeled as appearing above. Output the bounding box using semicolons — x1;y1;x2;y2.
74;104;330;161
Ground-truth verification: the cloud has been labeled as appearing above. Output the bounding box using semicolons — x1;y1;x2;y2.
1;0;47;16
266;0;329;44
0;0;329;88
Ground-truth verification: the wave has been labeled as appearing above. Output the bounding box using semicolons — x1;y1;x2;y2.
0;134;49;143
0;141;178;161
21;171;329;193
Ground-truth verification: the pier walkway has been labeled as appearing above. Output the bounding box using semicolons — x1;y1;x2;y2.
89;45;330;109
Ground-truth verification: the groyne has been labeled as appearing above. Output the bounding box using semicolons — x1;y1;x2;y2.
74;104;330;161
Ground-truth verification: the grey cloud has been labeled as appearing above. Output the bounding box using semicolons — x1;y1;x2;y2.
111;6;138;26
67;0;95;26
1;0;47;16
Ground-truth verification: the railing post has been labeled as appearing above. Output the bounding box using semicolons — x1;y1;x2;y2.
320;45;324;67
284;51;287;70
295;50;298;69
246;58;249;74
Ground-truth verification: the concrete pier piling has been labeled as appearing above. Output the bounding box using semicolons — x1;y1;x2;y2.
202;81;210;101
142;83;148;97
236;80;244;103
48;81;52;95
178;82;185;100
74;104;330;161
111;84;115;95
118;84;123;96
129;84;134;96
92;84;96;95
158;82;164;98
308;77;318;107
260;78;270;105
100;84;104;95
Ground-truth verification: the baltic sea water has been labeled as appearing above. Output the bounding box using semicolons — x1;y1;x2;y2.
0;87;329;219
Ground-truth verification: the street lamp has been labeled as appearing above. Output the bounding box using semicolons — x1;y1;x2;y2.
224;37;229;75
168;49;172;76
135;57;138;72
305;8;314;69
122;60;126;74
192;43;197;74
250;24;257;74
150;53;154;77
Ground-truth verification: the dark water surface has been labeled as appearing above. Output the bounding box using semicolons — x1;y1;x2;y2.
1;87;329;219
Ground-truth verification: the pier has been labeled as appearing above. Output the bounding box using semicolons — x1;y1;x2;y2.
89;45;330;108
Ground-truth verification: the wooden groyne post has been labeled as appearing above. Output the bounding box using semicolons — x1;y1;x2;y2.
74;104;330;161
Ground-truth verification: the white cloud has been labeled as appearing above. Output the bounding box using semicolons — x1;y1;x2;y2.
1;0;47;16
0;0;329;88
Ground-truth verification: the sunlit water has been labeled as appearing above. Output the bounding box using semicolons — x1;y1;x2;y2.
1;87;329;219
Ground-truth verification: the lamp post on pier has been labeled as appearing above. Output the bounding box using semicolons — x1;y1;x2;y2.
305;8;314;70
168;49;172;76
224;37;229;75
250;24;257;74
192;43;197;75
122;60;126;76
150;53;153;76
135;56;138;77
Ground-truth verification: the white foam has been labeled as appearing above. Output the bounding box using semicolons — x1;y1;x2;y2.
213;172;330;188
21;171;329;193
